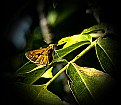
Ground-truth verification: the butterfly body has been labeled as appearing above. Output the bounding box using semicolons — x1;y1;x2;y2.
25;44;55;65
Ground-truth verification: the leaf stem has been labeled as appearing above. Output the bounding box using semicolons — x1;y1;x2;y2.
46;39;98;87
46;63;69;87
71;39;97;63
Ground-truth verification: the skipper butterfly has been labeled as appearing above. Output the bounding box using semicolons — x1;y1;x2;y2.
25;44;55;65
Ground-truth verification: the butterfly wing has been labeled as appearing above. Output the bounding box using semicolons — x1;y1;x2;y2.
35;54;49;65
25;44;55;65
25;48;47;65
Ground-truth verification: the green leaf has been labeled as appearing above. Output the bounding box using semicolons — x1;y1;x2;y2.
13;61;51;84
14;61;37;75
95;37;119;75
22;66;51;84
53;41;90;62
66;63;114;105
57;36;70;46
41;67;53;78
14;61;47;75
81;23;107;35
57;34;92;48
14;83;63;105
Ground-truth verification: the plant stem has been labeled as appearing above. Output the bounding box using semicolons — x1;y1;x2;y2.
46;39;98;87
71;39;97;63
46;63;69;87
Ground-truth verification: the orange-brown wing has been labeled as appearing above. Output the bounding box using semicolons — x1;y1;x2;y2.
38;55;49;65
35;54;49;65
25;48;48;65
25;44;55;65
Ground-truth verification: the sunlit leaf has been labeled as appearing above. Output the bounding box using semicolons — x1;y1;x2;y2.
95;37;119;75
66;63;114;105
57;34;92;48
57;37;70;46
14;83;63;105
53;41;90;62
41;67;53;78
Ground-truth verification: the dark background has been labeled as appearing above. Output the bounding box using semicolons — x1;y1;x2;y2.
2;0;121;71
